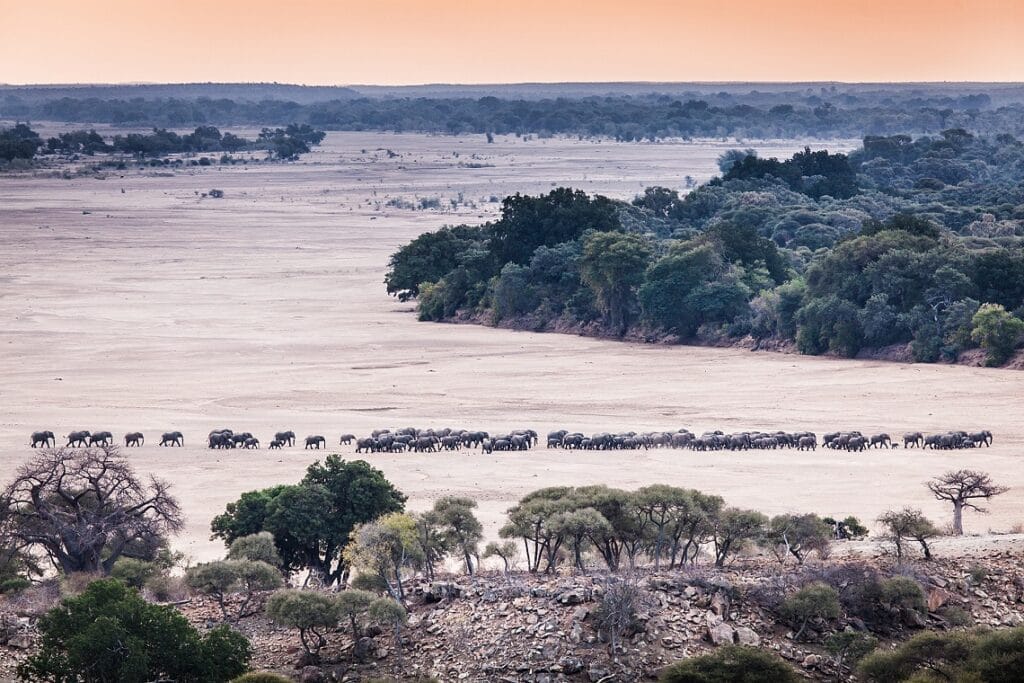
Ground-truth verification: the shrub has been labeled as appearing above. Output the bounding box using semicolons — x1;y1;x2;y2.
265;589;340;658
186;560;282;622
971;303;1024;365
941;605;973;627
858;628;1024;681
824;631;877;673
967;564;988;585
110;557;158;588
660;645;800;682
17;579;250;682
144;574;188;602
0;577;31;594
879;576;927;615
336;588;376;639
229;674;293;683
779;582;841;641
227;532;283;567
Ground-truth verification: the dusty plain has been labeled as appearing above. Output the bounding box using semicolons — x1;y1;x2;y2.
1;131;1022;564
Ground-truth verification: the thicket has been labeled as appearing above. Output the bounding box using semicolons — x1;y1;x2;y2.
388;131;1024;364
4;88;1024;140
0;122;325;161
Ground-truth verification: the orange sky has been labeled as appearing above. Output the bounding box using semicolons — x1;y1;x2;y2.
2;0;1022;85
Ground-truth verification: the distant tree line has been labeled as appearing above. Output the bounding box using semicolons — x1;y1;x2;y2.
0;123;325;161
3;91;1024;139
387;132;1024;364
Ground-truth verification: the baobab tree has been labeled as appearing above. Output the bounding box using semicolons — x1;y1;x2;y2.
926;469;1008;535
0;447;182;574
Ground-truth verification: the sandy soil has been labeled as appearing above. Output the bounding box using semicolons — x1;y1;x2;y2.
1;131;1021;564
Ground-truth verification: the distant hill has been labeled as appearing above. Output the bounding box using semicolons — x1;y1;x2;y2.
0;82;360;105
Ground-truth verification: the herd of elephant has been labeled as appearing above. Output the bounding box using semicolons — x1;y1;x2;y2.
29;430;183;448
544;428;994;452
29;426;993;454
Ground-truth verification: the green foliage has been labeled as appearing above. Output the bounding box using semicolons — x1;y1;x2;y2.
109;557;158;588
211;458;406;585
824;630;878;672
723;147;859;199
185;559;282;622
336;588;376;638
971;302;1024;365
580;231;653;333
879;576;927;614
857;627;1024;682
0;123;42;161
229;674;294;683
0;577;31;594
878;508;939;560
265;589;340;658
385;224;488;301
18;579;250;682
489;188;620;265
779;582;841;640
764;514;832;564
659;645;800;682
227;532;283;567
344;512;424;601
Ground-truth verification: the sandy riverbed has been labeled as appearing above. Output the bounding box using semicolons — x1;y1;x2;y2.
1;131;1021;563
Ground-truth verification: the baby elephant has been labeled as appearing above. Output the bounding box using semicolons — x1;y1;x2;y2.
243;437;260;449
125;432;145;447
268;440;284;449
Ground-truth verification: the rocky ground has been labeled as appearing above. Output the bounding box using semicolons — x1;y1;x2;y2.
4;547;1024;682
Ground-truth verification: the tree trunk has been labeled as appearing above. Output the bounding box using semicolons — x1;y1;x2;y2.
952;501;964;535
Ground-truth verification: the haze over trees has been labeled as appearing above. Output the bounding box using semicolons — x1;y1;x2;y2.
388;132;1024;364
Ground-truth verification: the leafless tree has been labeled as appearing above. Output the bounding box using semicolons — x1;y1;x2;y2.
0;447;183;574
593;574;653;655
926;469;1008;535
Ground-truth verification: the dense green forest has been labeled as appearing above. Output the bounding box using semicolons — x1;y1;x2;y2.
4;85;1024;139
386;131;1024;365
0;123;325;162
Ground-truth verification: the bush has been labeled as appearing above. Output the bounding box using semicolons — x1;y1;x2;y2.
941;605;973;627
227;532;283;567
229;674;293;683
0;577;31;594
879;575;927;615
110;557;158;588
858;628;1024;681
779;582;841;641
265;589;340;658
971;303;1024;365
660;645;800;682
17;579;250;682
144;574;188;602
186;560;282;622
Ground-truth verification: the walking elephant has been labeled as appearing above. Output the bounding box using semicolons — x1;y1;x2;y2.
243;437;260;449
274;431;296;447
125;432;145;447
869;433;891;448
305;435;326;449
66;430;91;447
903;432;923;448
268;440;283;449
89;431;114;446
31;430;55;448
160;431;183;447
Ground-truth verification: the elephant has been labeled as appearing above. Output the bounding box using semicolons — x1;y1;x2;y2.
671;432;692;448
481;438;494;454
509;435;529;451
160;431;183;447
413;436;437;453
923;434;942;449
846;436;868;451
869;433;891;449
243;437;260;449
440;436;461;451
208;432;235;449
268;440;283;449
231;432;254;447
797;435;816;451
66;430;91;447
89;431;114;446
903;432;924;448
969;430;993;447
355;437;376;453
339;433;355;445
31;430;55;447
125;432;145;447
305;435;326;449
547;430;568;448
275;431;296;447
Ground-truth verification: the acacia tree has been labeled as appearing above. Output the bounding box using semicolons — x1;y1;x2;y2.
430;496;483;575
878;508;939;560
1;447;182;574
927;469;1008;535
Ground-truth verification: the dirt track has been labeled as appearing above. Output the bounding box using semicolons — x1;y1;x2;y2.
1;131;1021;563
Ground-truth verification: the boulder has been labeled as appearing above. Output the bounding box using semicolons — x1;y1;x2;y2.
928;587;952;612
710;591;731;618
734;626;761;646
802;654;822;669
706;614;735;646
